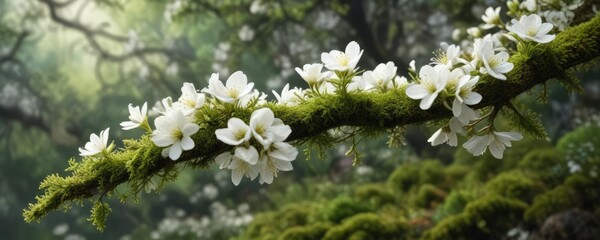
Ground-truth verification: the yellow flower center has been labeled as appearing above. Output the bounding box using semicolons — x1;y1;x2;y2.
336;53;350;67
526;27;537;37
172;129;183;140
234;130;246;140
227;88;240;99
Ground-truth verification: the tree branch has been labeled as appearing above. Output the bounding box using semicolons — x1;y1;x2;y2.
0;31;30;65
24;14;600;225
38;0;192;63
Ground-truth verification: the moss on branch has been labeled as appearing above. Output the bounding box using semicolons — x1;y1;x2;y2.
23;14;600;228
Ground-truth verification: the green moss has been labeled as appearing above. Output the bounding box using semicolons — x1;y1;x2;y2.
525;174;600;225
433;190;477;222
423;195;528;240
354;183;395;207
517;148;566;184
279;222;332;240
387;159;445;194
322;213;408;240
415;184;447;208
485;171;540;203
241;202;320;240
387;163;421;193
323;197;372;223
443;164;471;187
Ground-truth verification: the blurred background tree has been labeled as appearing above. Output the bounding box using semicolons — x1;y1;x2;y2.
1;0;599;239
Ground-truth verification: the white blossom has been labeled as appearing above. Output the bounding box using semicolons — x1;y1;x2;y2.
203;71;255;103
521;0;537;12
467;27;482;38
405;65;449;110
219;149;260;186
463;131;523;159
428;127;458;147
120;102;148;130
363;61;397;91
431;44;462;69
175;82;206;116
481;7;502;29
79;128;112;156
215;118;252;146
295;63;330;86
543;10;571;31
452;75;482;123
249;108;291;148
393;76;409;88
507;14;555;43
238;25;255;42
477;39;514;80
249;0;267;14
237;89;268;108
272;83;304;106
152;110;200;160
321;41;363;72
258;142;298;184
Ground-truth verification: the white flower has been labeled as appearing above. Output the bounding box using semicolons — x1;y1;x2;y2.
477;39;514;80
405;65;449;110
79;128;112;156
347;75;367;91
215;118;252;146
321;41;363;72
238;25;255;42
216;148;260;186
203;71;255;103
237;89;268;108
431;44;462;69
175;82;206;116
521;0;537;12
258;142;298;184
250;0;267;14
507;14;555;43
428;127;458;147
467;27;482;38
150;96;175;117
152;110;200;160
363;61;397;91
318;81;336;94
295;63;330;86
393;76;409;88
249;108;291;148
121;102;148;130
452;75;482;123
568;161;582;173
463;131;523;159
409;60;416;72
272;83;304;106
482;7;502;29
543;10;571;31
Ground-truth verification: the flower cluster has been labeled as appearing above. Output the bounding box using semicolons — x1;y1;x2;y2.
214;108;297;186
402;9;557;158
150;82;204;160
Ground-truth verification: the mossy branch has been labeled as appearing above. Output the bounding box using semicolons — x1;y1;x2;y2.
24;15;600;227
